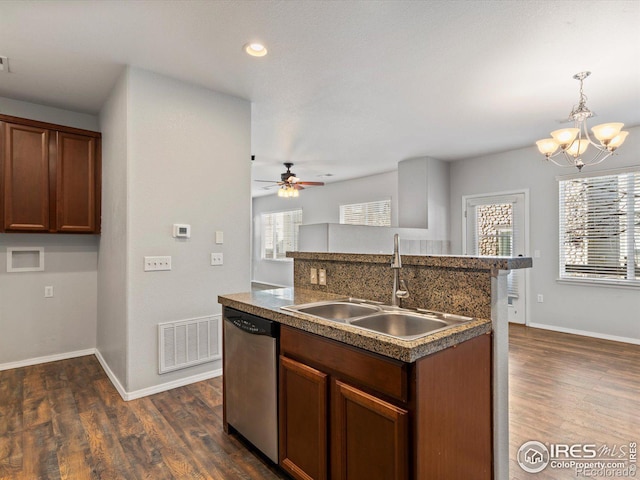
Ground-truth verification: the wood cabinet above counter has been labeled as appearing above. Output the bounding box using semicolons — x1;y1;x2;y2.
0;114;101;234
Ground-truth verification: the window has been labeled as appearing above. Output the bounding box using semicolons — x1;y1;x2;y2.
559;170;639;285
261;209;303;260
340;199;391;226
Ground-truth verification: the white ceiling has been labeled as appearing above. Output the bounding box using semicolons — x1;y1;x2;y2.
1;1;639;196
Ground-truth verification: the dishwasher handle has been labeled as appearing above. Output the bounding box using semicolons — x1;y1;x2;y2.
224;308;279;337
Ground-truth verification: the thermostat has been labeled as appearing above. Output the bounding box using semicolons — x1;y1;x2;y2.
173;224;191;238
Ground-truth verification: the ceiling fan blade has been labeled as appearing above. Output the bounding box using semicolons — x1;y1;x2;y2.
254;179;282;183
293;184;305;190
296;181;325;186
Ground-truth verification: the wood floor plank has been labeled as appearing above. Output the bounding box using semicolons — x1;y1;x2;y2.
79;408;135;480
22;421;61;480
127;397;217;479
23;395;52;429
0;431;22;480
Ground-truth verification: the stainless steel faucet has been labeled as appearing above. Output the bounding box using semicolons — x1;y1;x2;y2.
391;234;409;307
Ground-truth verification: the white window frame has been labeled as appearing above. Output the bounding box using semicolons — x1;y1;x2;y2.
261;209;303;261
339;199;391;226
557;167;639;288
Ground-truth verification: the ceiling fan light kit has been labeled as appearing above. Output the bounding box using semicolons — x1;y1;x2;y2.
256;162;325;198
536;71;628;171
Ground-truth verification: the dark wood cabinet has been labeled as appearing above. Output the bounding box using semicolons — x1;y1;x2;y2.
331;380;408;480
55;131;98;232
279;356;328;480
0;115;101;234
279;325;492;480
0;122;50;231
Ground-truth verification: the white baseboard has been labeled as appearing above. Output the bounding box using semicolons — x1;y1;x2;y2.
123;368;223;401
94;349;128;400
94;348;222;401
0;348;96;372
528;322;640;346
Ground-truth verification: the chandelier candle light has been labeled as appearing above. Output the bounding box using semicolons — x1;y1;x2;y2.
536;72;628;171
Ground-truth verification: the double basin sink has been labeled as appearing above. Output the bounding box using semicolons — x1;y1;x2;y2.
282;299;474;341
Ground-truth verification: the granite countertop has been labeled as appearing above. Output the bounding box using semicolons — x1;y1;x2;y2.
218;287;492;363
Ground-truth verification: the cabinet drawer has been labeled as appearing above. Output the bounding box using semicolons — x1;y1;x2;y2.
281;326;408;403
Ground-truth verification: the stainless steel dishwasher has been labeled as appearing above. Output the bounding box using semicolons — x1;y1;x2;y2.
223;307;279;463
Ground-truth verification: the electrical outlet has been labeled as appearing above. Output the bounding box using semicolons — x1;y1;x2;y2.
537;294;544;303
211;252;224;266
318;269;327;286
310;268;318;284
144;256;172;271
44;286;54;298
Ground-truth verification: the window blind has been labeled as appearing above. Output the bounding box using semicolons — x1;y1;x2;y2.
340;199;391;226
559;171;639;284
261;209;303;260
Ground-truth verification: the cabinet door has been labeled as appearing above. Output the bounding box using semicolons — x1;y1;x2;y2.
1;122;50;231
279;356;328;480
332;380;408;480
55;132;98;232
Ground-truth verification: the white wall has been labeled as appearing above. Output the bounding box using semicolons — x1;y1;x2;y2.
252;171;398;286
97;71;129;385
450;125;640;342
0;98;99;367
299;224;450;254
397;156;450;236
125;68;251;392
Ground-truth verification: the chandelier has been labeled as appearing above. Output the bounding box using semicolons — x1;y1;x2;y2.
536;72;628;171
277;184;299;198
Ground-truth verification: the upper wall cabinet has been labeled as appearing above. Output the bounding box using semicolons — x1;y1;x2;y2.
0;115;101;234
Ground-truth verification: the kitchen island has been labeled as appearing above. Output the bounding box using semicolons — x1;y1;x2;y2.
219;287;493;480
221;252;532;480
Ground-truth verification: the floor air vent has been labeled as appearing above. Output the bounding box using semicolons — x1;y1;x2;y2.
158;315;221;374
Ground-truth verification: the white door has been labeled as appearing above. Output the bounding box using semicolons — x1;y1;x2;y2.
464;192;528;324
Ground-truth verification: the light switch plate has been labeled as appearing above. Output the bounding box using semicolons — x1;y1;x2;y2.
318;268;327;286
211;252;224;266
144;256;172;271
310;268;318;284
215;231;224;244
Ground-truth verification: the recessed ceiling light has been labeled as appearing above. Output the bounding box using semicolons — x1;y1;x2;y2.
244;43;267;57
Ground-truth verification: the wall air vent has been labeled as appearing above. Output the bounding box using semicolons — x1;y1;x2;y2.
158;315;221;374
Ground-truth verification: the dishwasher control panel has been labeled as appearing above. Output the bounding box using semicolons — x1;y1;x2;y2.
225;308;279;337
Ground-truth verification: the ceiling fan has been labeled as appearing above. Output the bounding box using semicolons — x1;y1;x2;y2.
255;163;325;197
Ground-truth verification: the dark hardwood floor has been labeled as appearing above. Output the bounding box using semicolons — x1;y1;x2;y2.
509;324;640;479
1;325;638;479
